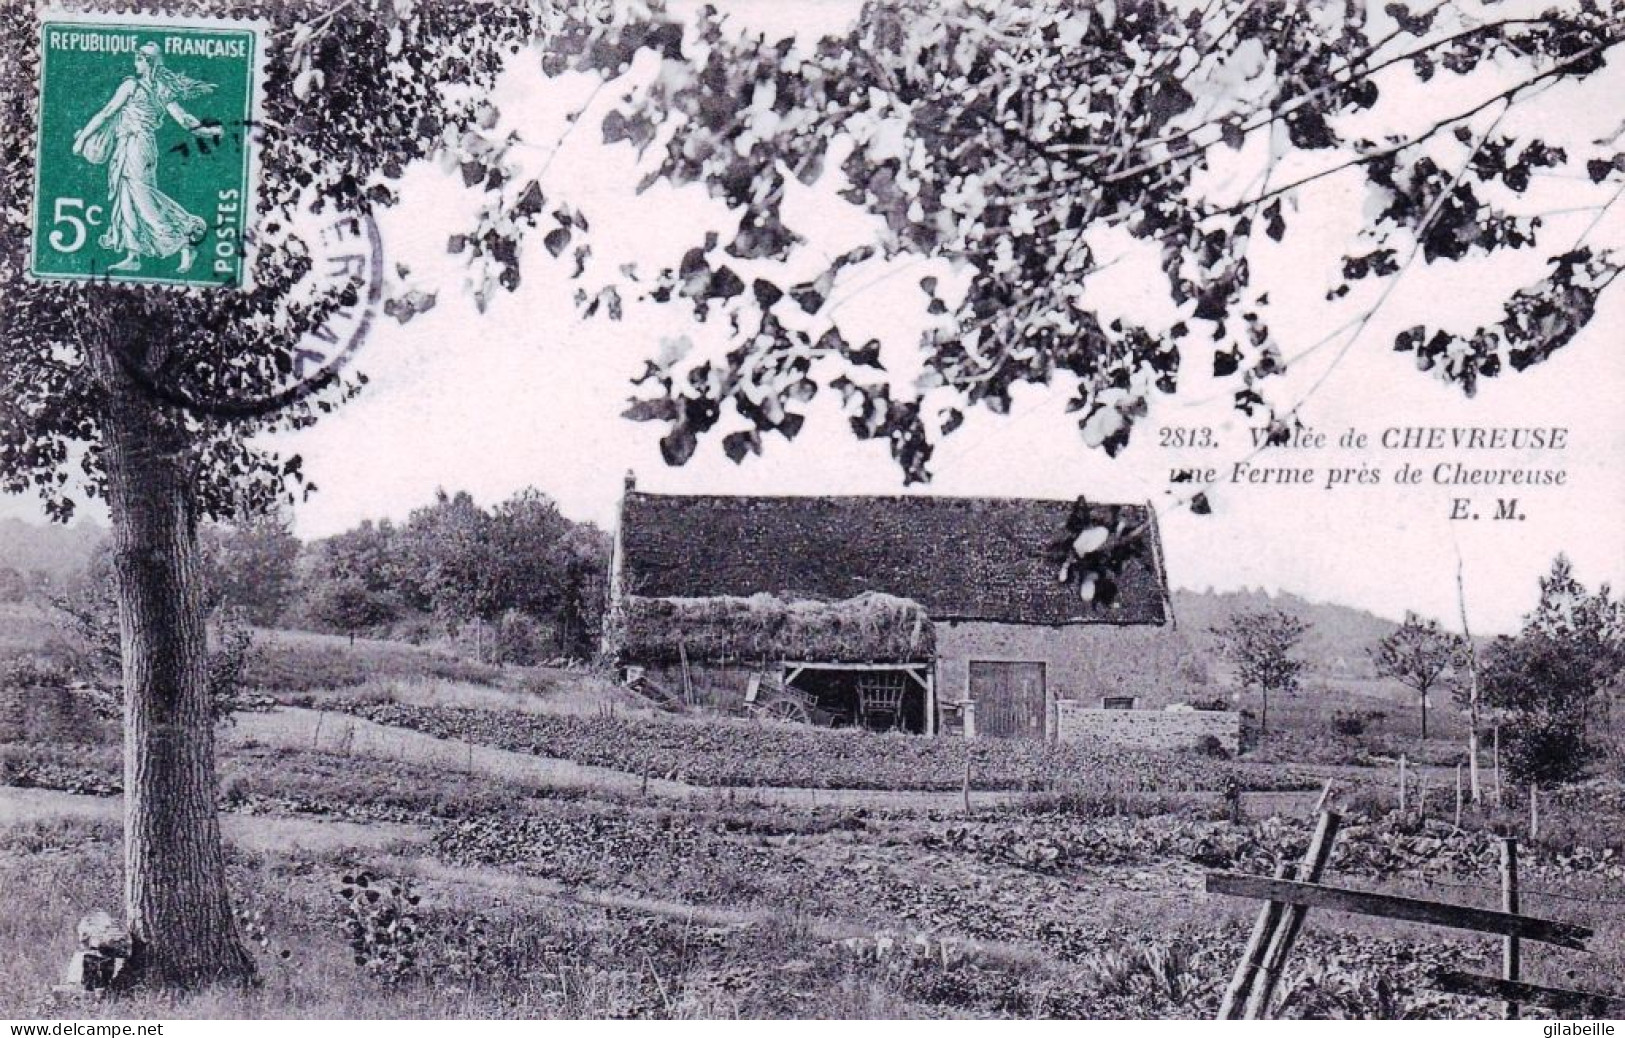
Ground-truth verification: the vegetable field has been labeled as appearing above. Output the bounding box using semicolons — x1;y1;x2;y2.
3;653;1623;1019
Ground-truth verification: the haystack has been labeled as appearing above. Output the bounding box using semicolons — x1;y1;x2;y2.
615;591;934;664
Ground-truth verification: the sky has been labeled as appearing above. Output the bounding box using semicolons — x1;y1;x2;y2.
6;0;1623;634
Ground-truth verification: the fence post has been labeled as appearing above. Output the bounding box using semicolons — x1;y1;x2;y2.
1242;810;1343;1019
1529;784;1539;842
678;641;693;707
1454;764;1463;829
1501;837;1521;1020
962;759;973;816
1219;861;1290;1019
1312;779;1334;817
1399;755;1408;816
1494;725;1504;807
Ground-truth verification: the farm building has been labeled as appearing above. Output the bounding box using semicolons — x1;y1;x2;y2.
606;476;1233;748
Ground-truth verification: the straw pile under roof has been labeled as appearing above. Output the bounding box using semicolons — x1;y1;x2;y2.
615;591;934;664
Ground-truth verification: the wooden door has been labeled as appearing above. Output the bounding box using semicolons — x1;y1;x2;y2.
969;661;1047;739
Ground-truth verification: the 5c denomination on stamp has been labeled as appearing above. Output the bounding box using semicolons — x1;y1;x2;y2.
29;9;266;288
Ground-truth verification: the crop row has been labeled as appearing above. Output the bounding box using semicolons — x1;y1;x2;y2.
339;702;1321;792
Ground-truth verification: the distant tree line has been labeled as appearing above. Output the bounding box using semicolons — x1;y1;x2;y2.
1211;555;1623;789
298;488;611;662
45;487;610;665
1368;557;1624;787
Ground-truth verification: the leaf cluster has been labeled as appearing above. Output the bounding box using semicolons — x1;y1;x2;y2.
435;0;1625;485
1369;611;1467;696
1211;608;1308;695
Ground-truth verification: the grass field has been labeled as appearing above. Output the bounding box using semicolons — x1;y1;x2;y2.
2;624;1623;1019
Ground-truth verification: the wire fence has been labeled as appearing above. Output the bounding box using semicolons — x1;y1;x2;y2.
1411;872;1625;909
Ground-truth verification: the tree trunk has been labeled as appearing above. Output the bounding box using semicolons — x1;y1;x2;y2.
94;334;255;989
1420;685;1428;741
1457;558;1482;802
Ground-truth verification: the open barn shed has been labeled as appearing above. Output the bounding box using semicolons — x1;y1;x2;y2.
605;476;1213;743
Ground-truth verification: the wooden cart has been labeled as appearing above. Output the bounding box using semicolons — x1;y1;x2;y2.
746;671;835;725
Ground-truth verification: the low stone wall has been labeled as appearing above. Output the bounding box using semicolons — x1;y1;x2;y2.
1055;701;1240;753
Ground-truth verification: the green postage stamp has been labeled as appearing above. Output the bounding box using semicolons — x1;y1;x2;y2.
29;10;266;288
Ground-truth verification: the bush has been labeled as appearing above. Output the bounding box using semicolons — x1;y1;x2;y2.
1193;734;1230;759
335;870;492;987
0;654;69;691
1189;696;1231;712
1502;714;1590;787
389;613;438;646
208;612;268;720
1330;710;1371;737
336;871;425;984
494;610;549;666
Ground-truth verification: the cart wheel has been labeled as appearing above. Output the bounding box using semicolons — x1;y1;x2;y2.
763;698;812;724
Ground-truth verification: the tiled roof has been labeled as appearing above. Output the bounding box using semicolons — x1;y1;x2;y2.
617;491;1169;625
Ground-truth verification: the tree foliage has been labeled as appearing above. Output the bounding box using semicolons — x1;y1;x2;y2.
0;0;550;522
300;519;408;637
397;490;507;633
0;0;591;989
1485;556;1625;785
1485;555;1624;719
412;0;1625;485
198;513;302;625
304;575;402;641
299;488;609;658
1212;607;1308;734
1371;611;1467;739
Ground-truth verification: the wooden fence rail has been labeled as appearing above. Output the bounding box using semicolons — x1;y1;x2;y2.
1209;816;1618;1020
1205;873;1592;949
1428;971;1625;1017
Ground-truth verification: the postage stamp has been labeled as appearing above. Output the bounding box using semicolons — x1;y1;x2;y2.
29;10;266;288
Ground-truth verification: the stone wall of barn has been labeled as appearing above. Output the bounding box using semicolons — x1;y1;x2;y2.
932;619;1212;724
1054;701;1241;753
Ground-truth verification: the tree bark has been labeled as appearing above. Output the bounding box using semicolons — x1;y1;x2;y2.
93;331;255;989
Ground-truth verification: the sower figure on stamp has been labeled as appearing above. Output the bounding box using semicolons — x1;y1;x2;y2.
72;42;222;274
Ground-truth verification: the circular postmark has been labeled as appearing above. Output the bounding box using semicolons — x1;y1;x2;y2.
116;204;386;420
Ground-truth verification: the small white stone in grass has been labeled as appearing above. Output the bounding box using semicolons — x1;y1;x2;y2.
76;911;128;956
62;950;90;986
